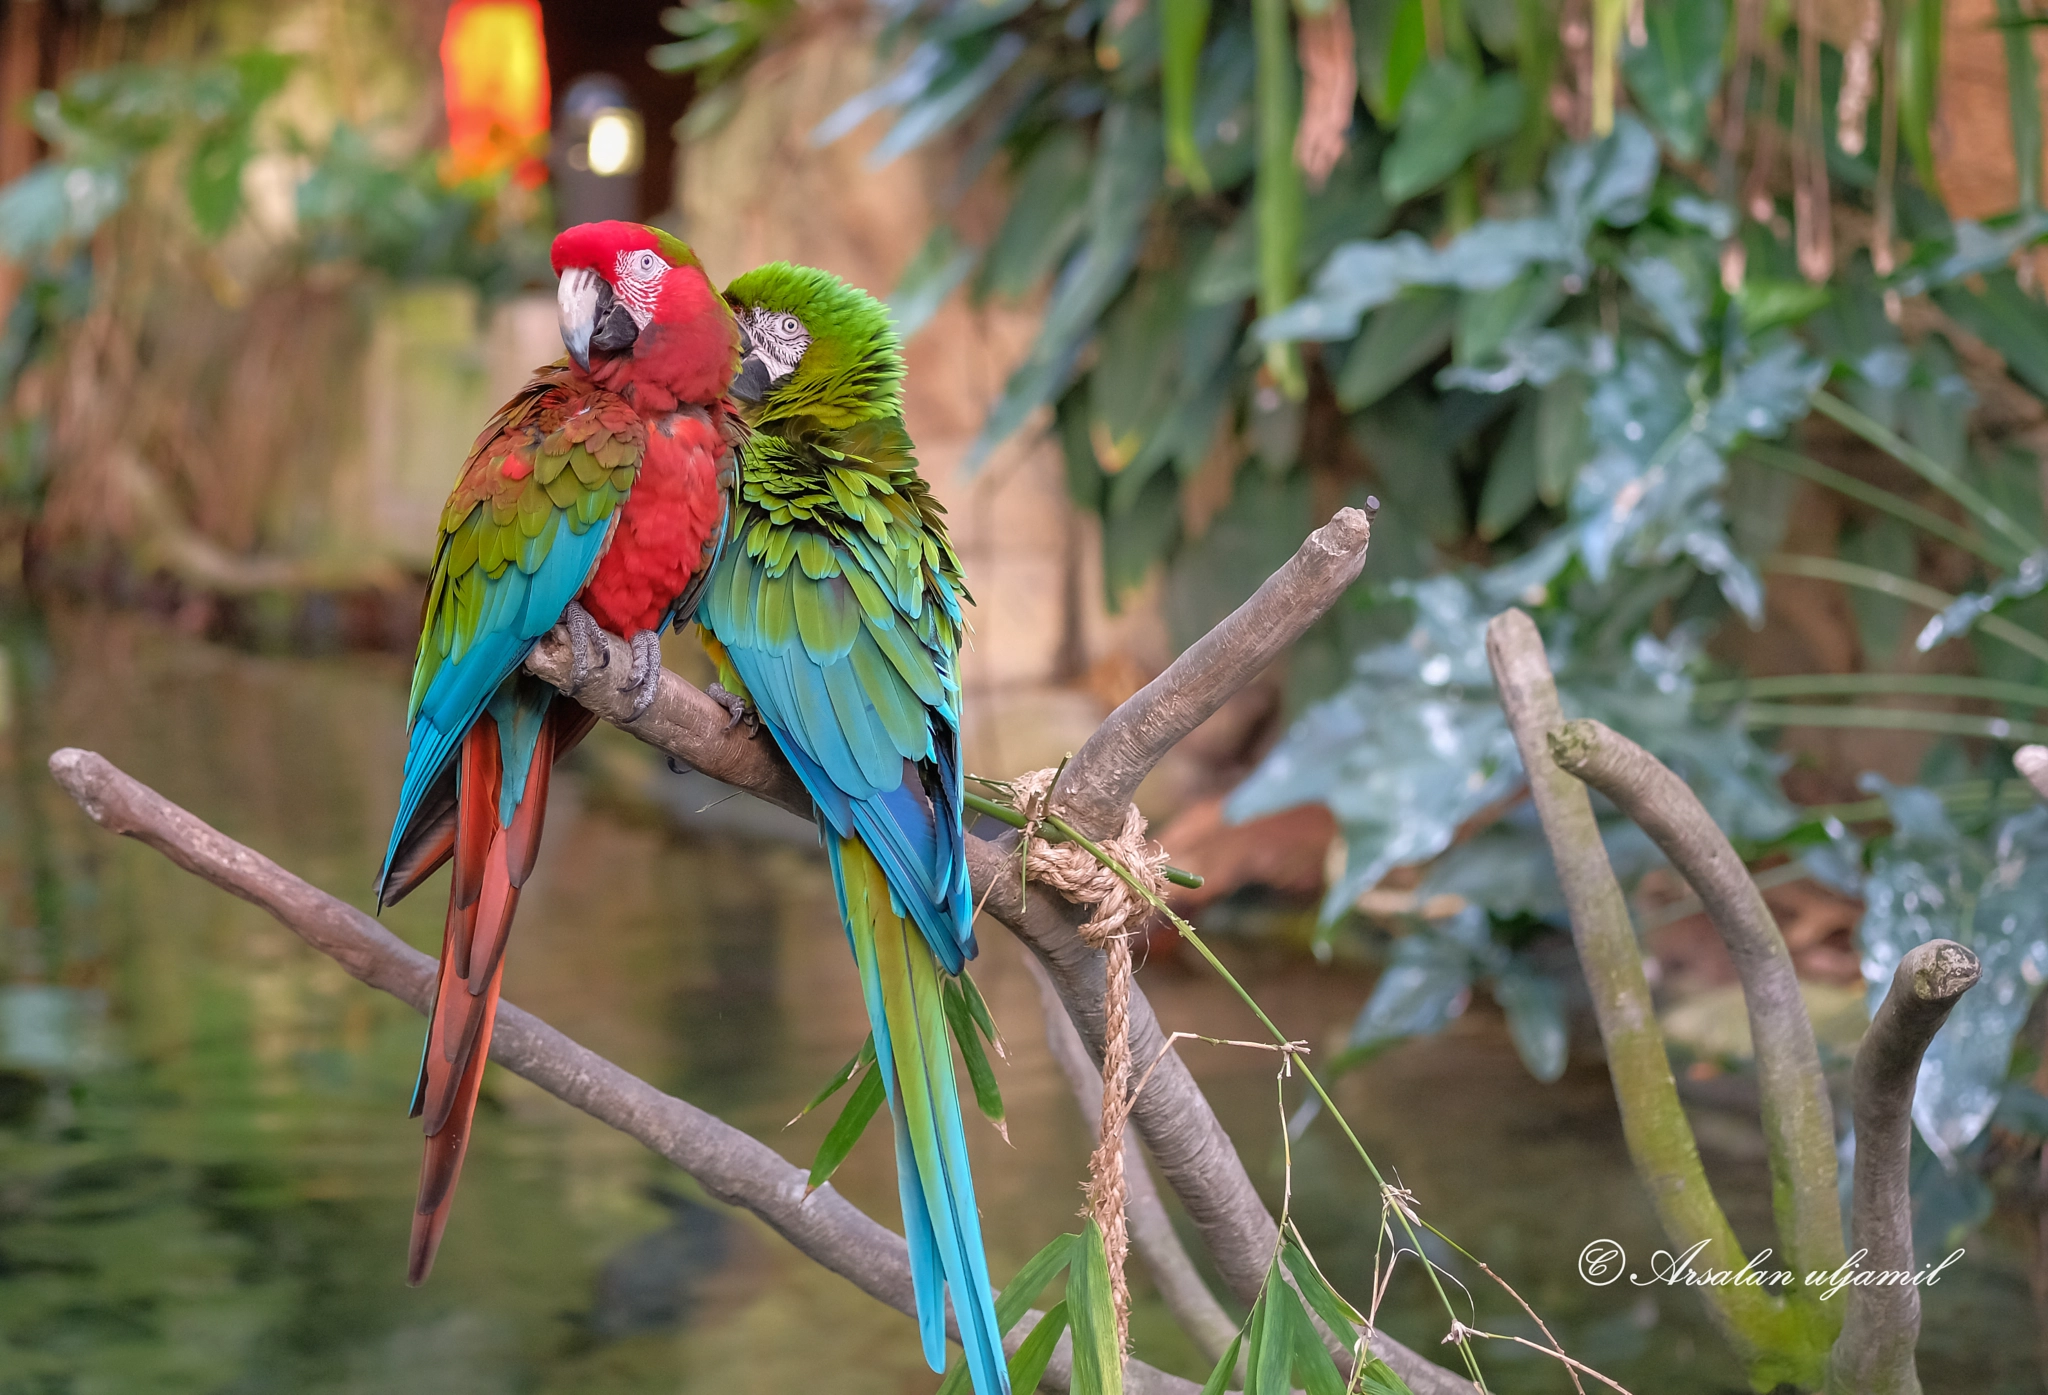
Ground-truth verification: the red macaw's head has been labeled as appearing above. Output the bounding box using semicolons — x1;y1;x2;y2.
550;221;739;410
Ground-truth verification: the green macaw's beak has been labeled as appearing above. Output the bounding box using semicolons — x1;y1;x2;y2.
730;317;771;403
557;266;638;374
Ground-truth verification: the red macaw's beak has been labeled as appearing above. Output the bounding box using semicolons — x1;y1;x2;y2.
556;265;639;373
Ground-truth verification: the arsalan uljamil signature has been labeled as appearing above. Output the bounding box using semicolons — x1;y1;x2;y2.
1579;1238;1965;1300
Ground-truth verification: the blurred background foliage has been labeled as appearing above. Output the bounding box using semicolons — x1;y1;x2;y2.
656;0;2048;1242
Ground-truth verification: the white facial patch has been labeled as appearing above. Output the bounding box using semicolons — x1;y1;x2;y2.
742;306;811;383
612;247;668;328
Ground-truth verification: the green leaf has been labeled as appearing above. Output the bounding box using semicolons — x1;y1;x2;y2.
869;33;1027;167
1737;277;1832;336
1244;1264;1294;1395
1358;1357;1418;1395
1618;0;1724;159
1335;287;1456;411
792;1034;876;1123
958;968;1001;1045
1356;0;1428;125
1280;1240;1367;1340
1162;0;1214;191
943;976;1007;1129
1935;272;2048;400
1380;61;1524;201
1198;1332;1244;1395
1254;0;1306;396
888;225;980;340
1491;960;1569;1081
1898;0;1944;191
1998;0;2042;208
1477;392;1540;540
978;129;1093;301
1289;1298;1348;1395
1008;1302;1070;1392
994;1232;1081;1335
806;1056;886;1190
1534;370;1588;505
1067;1220;1123;1395
1453;267;1564;365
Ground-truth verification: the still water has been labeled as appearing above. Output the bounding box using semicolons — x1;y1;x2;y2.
0;607;2039;1394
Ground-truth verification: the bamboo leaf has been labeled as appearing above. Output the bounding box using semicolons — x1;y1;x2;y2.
1246;1263;1294;1395
1198;1331;1244;1395
1068;1220;1124;1395
806;1058;886;1191
995;1232;1082;1335
1290;1299;1348;1395
1997;0;2042;209
1358;1357;1418;1394
943;976;1008;1132
958;968;1002;1048
1281;1240;1367;1338
1009;1302;1071;1392
790;1034;875;1125
1162;0;1214;191
1898;0;1944;191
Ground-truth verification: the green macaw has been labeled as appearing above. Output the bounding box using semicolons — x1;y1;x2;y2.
692;263;1007;1394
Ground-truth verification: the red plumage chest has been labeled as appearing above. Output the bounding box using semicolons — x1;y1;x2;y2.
577;409;726;636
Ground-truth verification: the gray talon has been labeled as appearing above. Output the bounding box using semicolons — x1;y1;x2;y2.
622;629;664;721
707;682;758;736
560;601;612;693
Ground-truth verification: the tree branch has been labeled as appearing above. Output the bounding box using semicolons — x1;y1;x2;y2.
1050;504;1376;840
1825;939;1980;1395
1548;719;1845;1287
1023;950;1242;1362
43;747;1195;1395
1485;612;1796;1378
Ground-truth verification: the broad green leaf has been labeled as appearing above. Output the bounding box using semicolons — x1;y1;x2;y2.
1380;60;1524;202
1618;0;1724;159
792;1034;876;1123
978;129;1093;301
1534;370;1588;505
1335;287;1456;411
1490;959;1568;1081
1162;0;1213;190
1477;392;1540;540
1738;277;1832;336
806;1058;885;1190
1198;1332;1244;1395
1289;1297;1347;1395
1898;0;1944;191
943;976;1007;1128
1355;0;1428;124
1253;0;1306;396
1009;1302;1071;1392
869;32;1027;167
887;225;980;340
1453;267;1564;365
1067;1220;1123;1395
1358;1357;1418;1395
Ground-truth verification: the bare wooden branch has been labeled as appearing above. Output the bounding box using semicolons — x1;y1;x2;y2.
1023;951;1241;1362
1485;613;1789;1377
1548;718;1845;1284
1052;505;1375;839
523;628;812;817
1825;939;1980;1395
43;747;1194;1395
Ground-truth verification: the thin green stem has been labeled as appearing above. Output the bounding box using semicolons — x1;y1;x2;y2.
1018;798;1493;1390
963;792;1205;888
1806;778;2037;823
1741;442;2006;565
1764;553;2048;666
1741;701;2048;743
1697;672;2048;706
1809;392;2042;556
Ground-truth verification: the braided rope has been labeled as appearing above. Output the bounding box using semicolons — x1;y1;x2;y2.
1008;768;1172;1354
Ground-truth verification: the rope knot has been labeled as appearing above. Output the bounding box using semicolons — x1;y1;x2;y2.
1006;767;1174;1358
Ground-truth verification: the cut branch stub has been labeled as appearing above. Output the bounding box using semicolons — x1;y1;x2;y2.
1053;504;1374;840
1548;718;1845;1291
1826;939;1980;1395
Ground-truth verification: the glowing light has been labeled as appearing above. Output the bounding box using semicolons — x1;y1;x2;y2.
586;109;644;177
440;0;550;186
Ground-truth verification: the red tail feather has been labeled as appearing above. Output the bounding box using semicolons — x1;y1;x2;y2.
406;704;571;1287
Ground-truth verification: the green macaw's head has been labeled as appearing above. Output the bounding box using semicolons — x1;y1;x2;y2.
723;262;904;430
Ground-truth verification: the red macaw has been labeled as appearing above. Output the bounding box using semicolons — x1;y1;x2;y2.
375;221;739;1284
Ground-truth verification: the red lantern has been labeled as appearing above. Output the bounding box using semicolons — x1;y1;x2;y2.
440;0;551;186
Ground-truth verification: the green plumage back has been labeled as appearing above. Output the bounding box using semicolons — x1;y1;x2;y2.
724;261;905;429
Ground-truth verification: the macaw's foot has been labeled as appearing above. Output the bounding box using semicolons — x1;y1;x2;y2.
706;682;759;737
620;629;665;722
560;601;612;693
